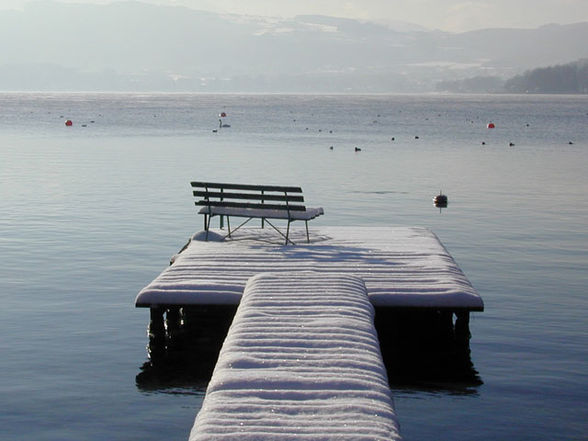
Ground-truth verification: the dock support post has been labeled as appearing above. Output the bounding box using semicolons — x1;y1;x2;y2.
148;307;166;362
454;311;471;348
165;307;182;339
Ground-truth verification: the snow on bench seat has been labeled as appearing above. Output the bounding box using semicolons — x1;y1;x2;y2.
199;206;324;221
135;226;483;311
189;272;401;441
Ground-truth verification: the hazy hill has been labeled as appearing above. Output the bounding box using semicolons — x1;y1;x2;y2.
435;59;588;93
1;1;587;92
504;59;588;93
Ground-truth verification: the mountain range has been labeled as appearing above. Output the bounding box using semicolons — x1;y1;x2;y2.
1;1;587;92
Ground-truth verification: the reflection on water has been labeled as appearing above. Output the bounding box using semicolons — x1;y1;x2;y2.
136;352;216;394
377;309;482;395
136;306;482;396
136;305;236;393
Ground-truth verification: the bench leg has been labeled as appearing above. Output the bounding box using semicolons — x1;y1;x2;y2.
227;216;231;238
223;217;254;240
204;214;209;241
305;220;309;243
263;219;295;245
205;214;213;241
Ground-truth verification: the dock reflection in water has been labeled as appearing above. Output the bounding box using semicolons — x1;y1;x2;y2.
136;306;481;394
376;308;482;394
136;305;236;392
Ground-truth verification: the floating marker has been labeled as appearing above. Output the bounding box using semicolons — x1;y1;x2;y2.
434;191;448;207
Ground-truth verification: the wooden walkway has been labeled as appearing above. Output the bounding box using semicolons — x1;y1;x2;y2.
135;226;483;311
189;272;401;441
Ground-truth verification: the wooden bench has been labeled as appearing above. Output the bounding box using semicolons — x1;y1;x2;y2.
191;181;324;245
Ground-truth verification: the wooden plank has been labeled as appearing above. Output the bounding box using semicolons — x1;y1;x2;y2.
195;200;307;211
192;190;305;203
191;181;303;193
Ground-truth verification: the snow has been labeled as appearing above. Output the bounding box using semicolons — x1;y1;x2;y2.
136;226;483;310
192;230;226;242
198;206;324;221
189;272;401;441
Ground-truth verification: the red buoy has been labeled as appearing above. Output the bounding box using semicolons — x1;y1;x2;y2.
487;122;495;129
219;112;227;117
65;119;73;126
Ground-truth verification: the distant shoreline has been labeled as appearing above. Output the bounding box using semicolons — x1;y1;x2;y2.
1;90;587;96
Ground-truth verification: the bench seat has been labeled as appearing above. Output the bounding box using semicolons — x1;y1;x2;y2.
198;205;324;221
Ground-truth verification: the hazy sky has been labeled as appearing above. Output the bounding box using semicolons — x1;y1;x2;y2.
3;0;588;32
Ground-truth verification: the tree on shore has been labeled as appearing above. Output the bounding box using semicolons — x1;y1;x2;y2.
504;59;588;94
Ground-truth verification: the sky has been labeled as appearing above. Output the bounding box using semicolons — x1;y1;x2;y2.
2;0;588;32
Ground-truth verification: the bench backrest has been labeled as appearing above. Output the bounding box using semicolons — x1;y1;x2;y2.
191;182;307;212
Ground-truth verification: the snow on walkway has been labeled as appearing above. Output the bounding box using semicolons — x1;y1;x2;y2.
136;226;483;311
189;272;401;441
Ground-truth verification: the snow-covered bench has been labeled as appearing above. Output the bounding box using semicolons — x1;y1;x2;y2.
191;181;324;245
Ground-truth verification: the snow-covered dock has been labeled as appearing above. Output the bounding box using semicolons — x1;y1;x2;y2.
135;226;483;311
136;226;484;438
189;272;401;441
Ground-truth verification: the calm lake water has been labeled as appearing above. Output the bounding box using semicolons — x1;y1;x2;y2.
1;93;587;441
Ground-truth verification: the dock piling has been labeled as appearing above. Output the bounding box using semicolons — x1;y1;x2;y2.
148;307;166;361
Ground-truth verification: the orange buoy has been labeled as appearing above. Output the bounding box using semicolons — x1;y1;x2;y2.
487;122;495;129
65;119;73;126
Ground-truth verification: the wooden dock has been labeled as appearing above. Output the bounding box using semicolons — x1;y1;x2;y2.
136;226;483;310
189;272;400;441
135;226;484;438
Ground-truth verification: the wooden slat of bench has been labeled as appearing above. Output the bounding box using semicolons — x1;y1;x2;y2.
192;190;305;203
195;201;307;211
191;181;303;193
